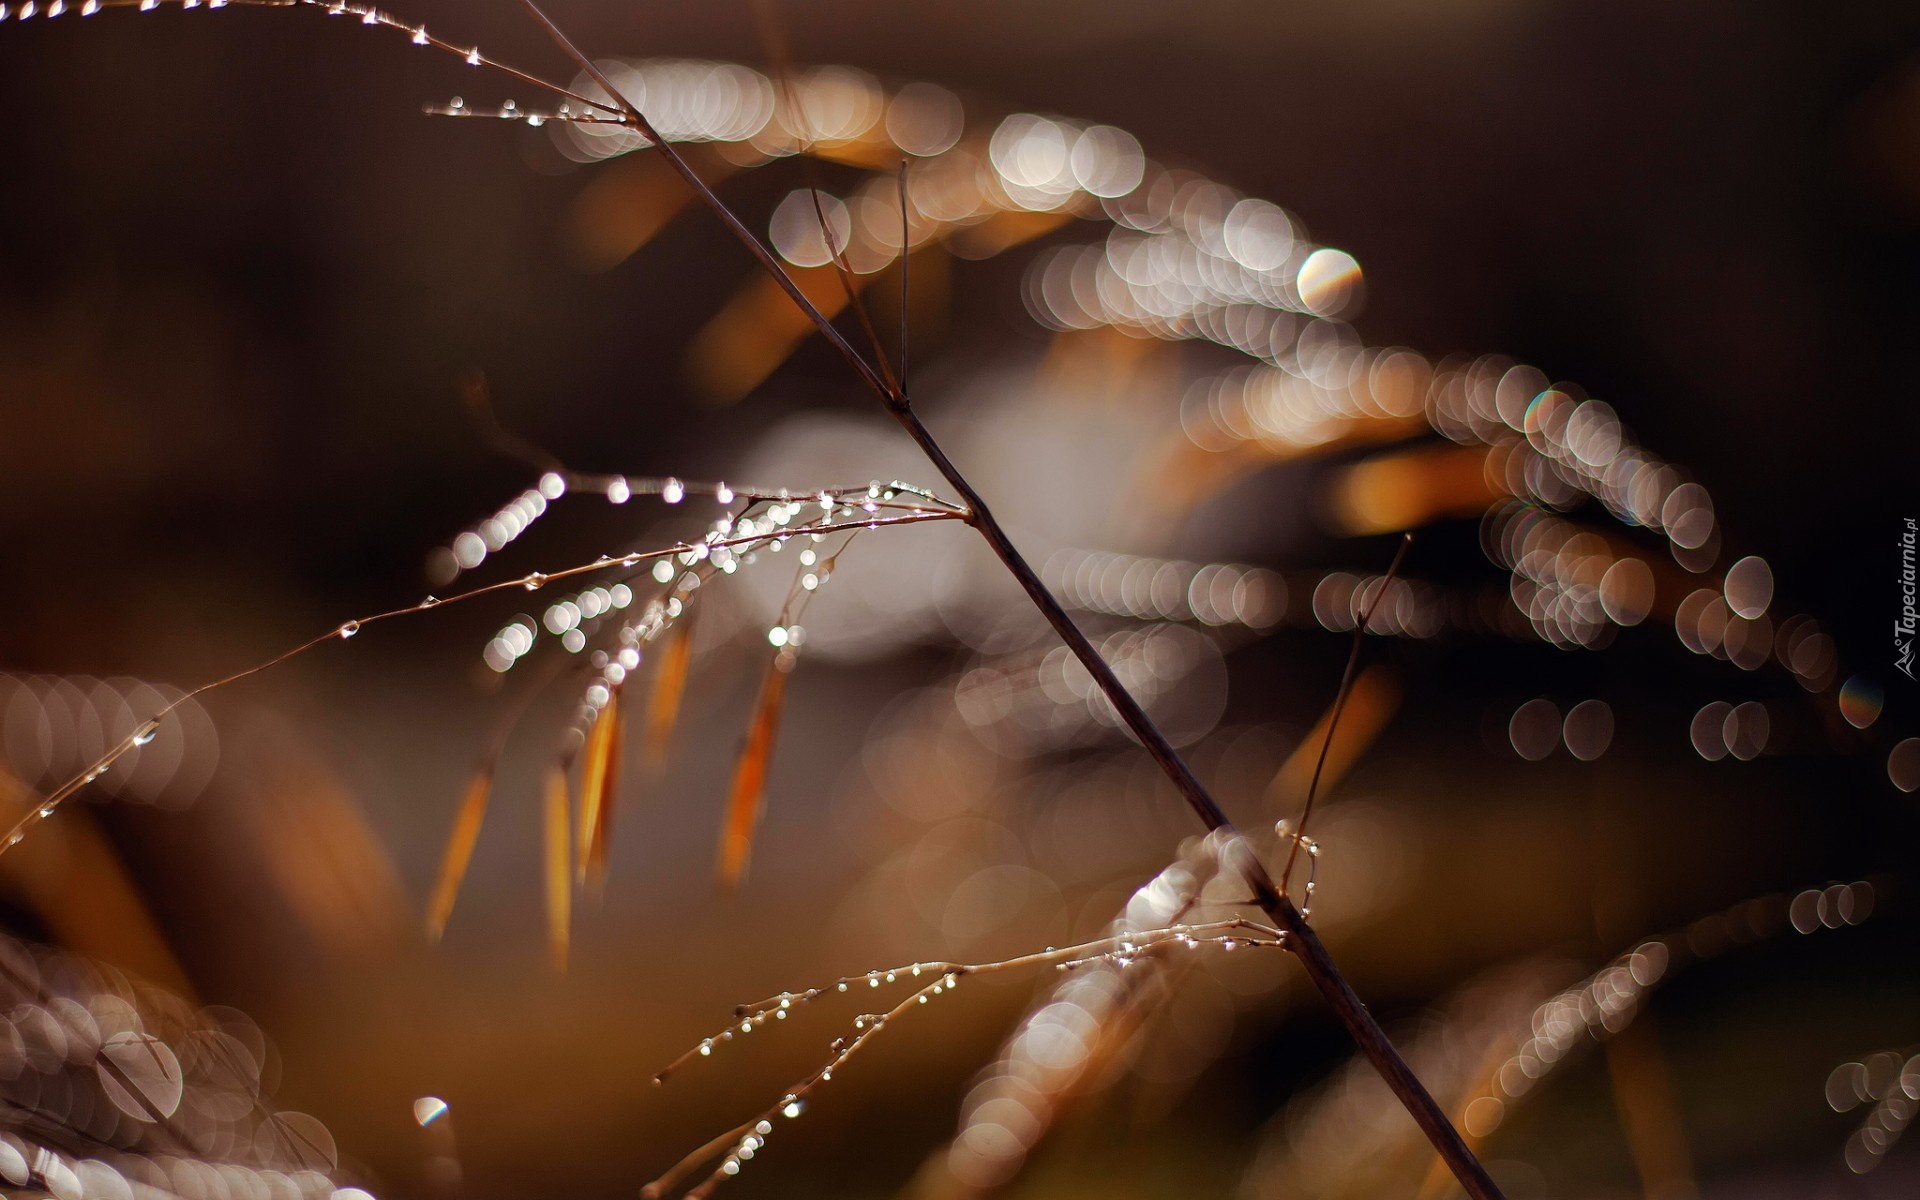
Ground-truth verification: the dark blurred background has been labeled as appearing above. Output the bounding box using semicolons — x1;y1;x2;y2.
1;1;1917;1198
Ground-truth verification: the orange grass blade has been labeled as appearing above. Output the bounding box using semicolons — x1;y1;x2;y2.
425;766;493;941
542;764;571;973
576;687;625;888
718;664;789;889
1268;665;1403;813
645;615;696;770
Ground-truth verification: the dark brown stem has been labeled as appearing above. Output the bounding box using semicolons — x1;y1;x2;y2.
510;0;895;405
895;409;1503;1199
511;6;1500;1194
1280;532;1412;893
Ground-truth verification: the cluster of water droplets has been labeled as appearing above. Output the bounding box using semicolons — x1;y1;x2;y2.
648;957;969;1197
0;0;111;21
936;834;1241;1190
430;473;565;584
440;474;955;773
648;833;1276;1197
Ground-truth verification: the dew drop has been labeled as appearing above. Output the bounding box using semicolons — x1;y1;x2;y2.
523;572;548;591
337;620;361;639
662;478;686;504
782;1098;805;1119
131;719;160;747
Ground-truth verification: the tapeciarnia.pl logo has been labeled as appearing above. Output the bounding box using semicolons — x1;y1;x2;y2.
1900;517;1917;679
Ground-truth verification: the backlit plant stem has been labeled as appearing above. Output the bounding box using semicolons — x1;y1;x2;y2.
511;6;1504;1195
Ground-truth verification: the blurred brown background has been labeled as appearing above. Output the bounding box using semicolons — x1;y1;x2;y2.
1;1;1918;1198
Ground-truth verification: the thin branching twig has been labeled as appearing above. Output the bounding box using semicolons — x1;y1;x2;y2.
643;918;1286;1197
0;502;961;856
1280;531;1411;896
501;3;1501;1192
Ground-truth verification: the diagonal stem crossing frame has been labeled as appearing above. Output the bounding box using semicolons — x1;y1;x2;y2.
511;7;1503;1194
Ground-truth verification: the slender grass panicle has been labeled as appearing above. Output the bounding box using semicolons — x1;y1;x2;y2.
643;832;1287;1198
3;3;1913;1197
1;476;961;882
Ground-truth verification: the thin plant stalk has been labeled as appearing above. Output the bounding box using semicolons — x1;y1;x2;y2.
1280;532;1412;895
0;508;959;855
507;5;1503;1194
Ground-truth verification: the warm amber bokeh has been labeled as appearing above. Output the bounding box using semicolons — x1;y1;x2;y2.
0;3;1916;1199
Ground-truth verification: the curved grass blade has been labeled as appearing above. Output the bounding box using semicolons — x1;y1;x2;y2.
718;663;789;889
425;765;494;941
576;686;625;889
646;614;696;770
